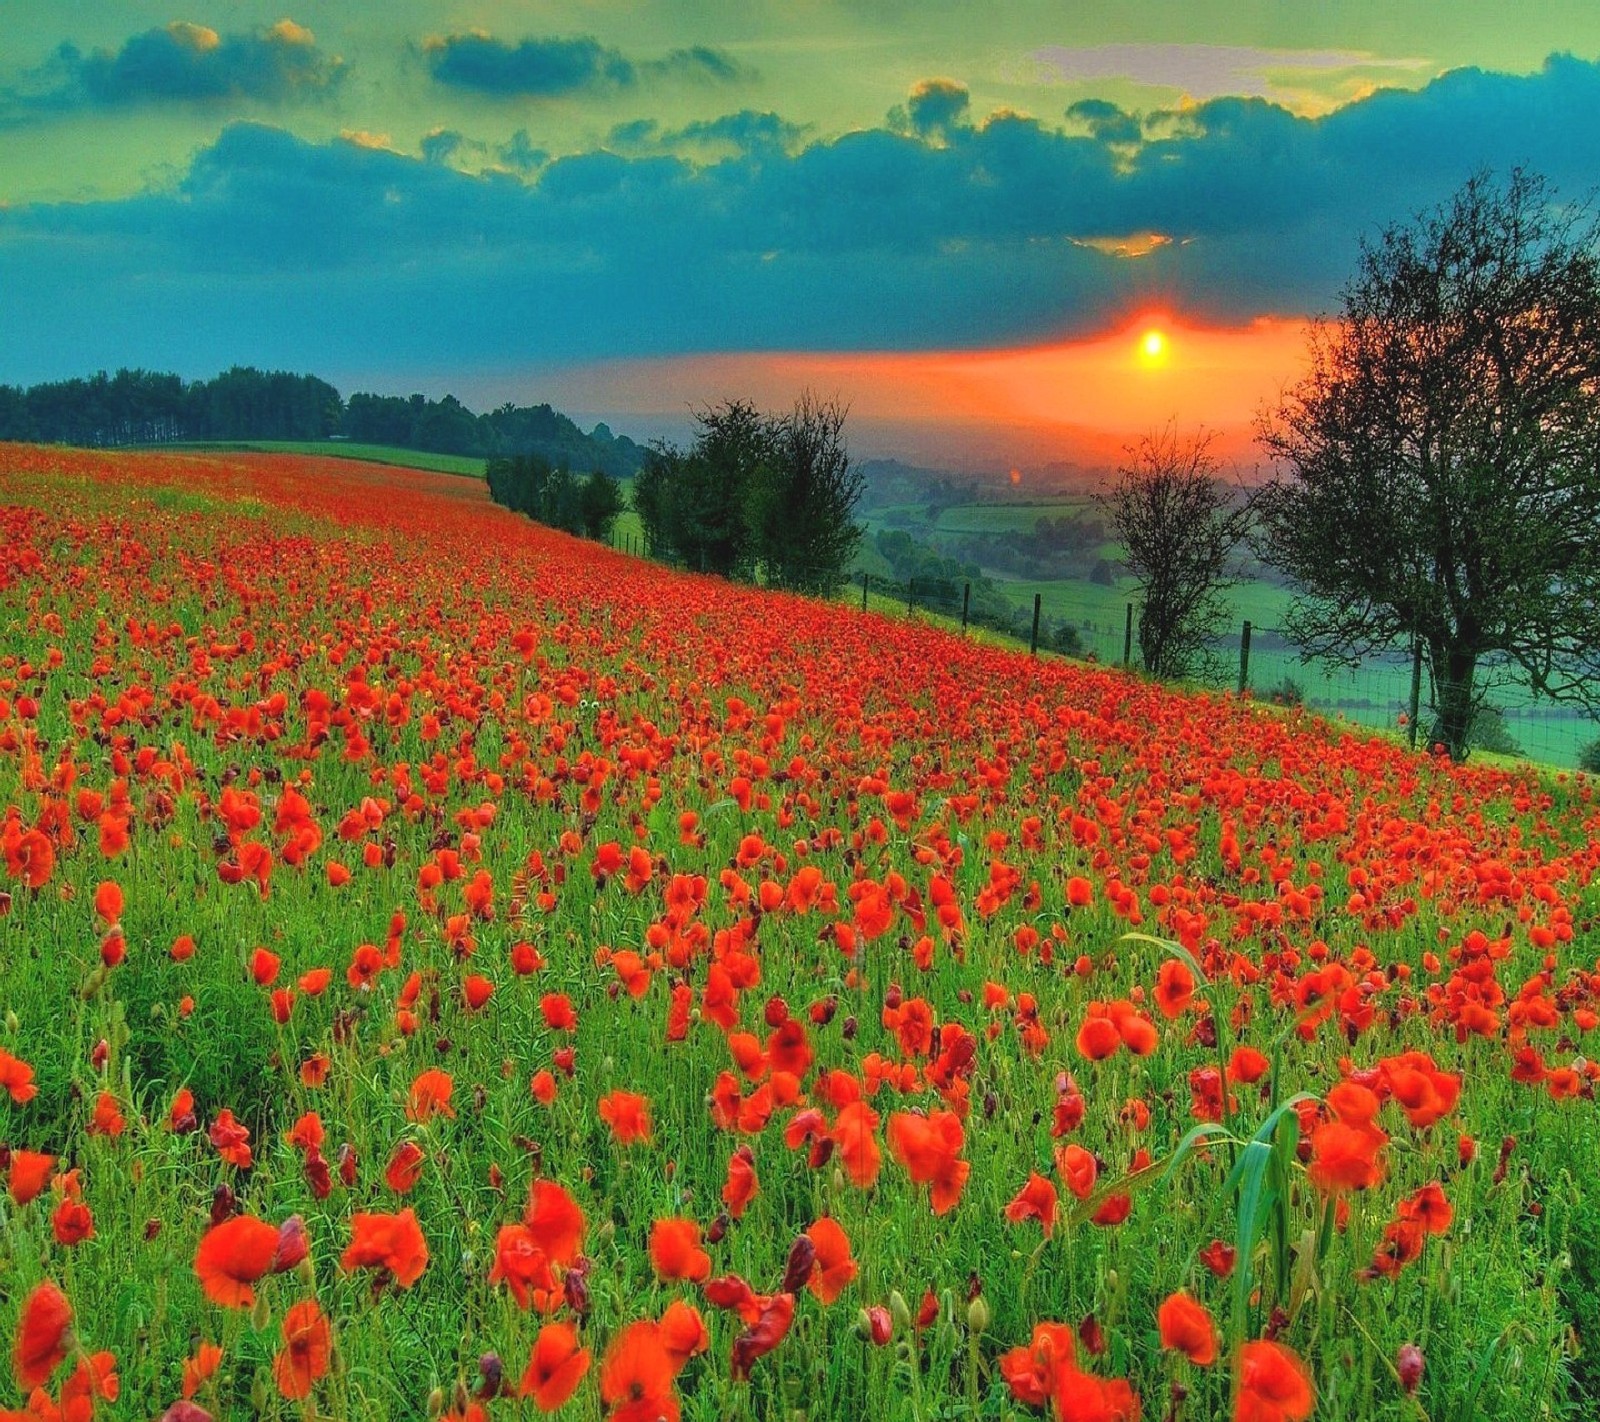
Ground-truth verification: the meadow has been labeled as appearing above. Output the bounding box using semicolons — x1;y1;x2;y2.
852;495;1595;769
2;444;1599;1422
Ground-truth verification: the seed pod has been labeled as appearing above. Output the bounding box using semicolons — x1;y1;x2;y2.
888;1291;912;1331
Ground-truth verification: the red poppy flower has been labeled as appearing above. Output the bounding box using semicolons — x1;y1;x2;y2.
805;1217;857;1305
1004;1172;1060;1236
9;1149;55;1205
1236;1339;1314;1422
1157;1290;1217;1366
0;1048;39;1104
520;1322;591;1411
887;1109;969;1214
598;1089;652;1146
273;1299;331;1400
342;1209;429;1289
649;1218;712;1282
406;1068;456;1123
599;1320;678;1422
194;1215;281;1308
12;1279;72;1388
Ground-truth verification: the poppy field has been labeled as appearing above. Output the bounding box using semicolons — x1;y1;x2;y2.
2;444;1599;1422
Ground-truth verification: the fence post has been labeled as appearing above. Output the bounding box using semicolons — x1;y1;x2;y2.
1237;620;1252;696
861;572;868;613
1408;638;1423;749
961;581;970;632
1030;593;1042;655
906;578;915;616
1123;603;1134;668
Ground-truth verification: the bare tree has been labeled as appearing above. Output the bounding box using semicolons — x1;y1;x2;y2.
1256;168;1600;760
1098;426;1252;680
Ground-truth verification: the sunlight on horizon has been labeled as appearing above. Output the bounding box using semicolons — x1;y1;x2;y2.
524;313;1314;459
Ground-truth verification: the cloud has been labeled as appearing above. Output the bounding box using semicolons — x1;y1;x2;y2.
420;128;478;165
887;79;971;140
1064;98;1142;147
424;32;634;96
646;46;751;84
607;110;806;157
11;19;343;111
497;130;548;172
1031;42;1431;106
3;54;1599;381
423;31;748;97
672;110;806;153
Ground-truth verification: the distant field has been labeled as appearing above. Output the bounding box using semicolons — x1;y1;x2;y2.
173;440;486;477
850;486;1596;768
933;497;1097;534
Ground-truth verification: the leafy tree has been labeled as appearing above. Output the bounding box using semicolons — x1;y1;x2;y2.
750;391;864;595
631;442;679;558
678;399;769;578
1097;426;1251;680
0;385;37;441
1256;168;1600;760
486;453;552;519
578;470;624;541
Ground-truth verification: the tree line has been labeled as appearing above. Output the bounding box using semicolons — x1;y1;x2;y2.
485;456;624;542
1104;166;1600;763
485;393;865;599
0;366;643;477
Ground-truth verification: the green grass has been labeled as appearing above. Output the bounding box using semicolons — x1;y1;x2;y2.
933;497;1097;535
172;440;487;477
4;445;1600;1422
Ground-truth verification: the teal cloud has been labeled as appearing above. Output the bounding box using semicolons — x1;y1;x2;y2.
2;54;1598;380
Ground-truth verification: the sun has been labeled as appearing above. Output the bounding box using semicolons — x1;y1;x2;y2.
1139;328;1168;363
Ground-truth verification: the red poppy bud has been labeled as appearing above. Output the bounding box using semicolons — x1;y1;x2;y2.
782;1234;817;1294
1397;1343;1423;1396
1079;1313;1105;1356
865;1305;893;1345
272;1214;309;1272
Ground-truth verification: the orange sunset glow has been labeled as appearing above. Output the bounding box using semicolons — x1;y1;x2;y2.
533;314;1313;463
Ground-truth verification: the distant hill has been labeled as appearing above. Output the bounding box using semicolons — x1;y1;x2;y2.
0;366;645;478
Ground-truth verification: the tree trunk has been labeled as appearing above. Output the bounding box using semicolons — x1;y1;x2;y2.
1428;642;1479;762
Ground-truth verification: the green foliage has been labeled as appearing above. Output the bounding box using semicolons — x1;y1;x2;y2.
578;469;625;542
1264;676;1306;707
634;394;864;592
1578;738;1600;775
4;366;643;475
1099;426;1251;682
1467;704;1522;757
1257;168;1600;762
747;392;864;595
487;457;626;543
1049;620;1084;656
1561;1198;1600;1413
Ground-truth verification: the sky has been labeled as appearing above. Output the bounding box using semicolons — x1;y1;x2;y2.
4;2;1600;470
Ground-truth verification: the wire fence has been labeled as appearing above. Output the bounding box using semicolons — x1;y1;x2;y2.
607;529;1596;771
